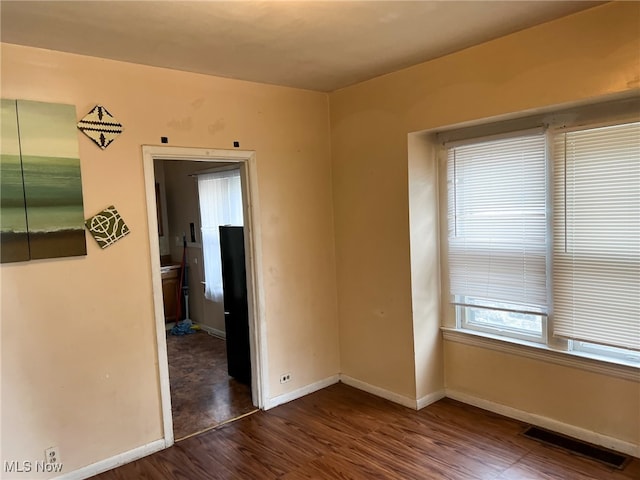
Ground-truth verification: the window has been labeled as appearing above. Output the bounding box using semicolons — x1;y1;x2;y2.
552;122;640;352
444;112;640;365
447;132;548;343
197;169;243;302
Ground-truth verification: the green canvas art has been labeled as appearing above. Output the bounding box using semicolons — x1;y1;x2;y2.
1;100;29;262
1;99;86;263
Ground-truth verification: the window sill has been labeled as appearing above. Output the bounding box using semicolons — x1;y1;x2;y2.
441;327;639;382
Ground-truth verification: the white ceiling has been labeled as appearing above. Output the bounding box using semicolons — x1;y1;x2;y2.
0;1;603;92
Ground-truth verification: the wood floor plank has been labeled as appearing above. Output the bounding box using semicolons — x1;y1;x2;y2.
497;453;599;480
302;449;405;480
387;409;528;471
98;441;227;480
91;383;639;480
220;412;330;462
176;426;281;479
419;400;534;454
362;423;503;479
268;399;376;452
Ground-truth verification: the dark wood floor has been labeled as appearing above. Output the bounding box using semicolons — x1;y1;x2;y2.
92;382;638;479
167;330;255;440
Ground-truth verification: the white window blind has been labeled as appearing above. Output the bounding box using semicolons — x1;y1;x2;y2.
552;121;640;351
447;132;547;314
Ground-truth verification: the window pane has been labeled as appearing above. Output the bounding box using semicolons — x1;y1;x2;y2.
463;303;544;341
572;341;640;365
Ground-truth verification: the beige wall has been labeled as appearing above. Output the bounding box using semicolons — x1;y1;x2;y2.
330;0;639;434
1;43;339;477
445;342;640;447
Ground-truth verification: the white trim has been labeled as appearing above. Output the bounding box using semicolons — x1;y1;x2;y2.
264;375;340;410
239;156;268;408
142;149;175;447
445;389;640;458
141;145;267;448
52;439;165;480
416;390;446;410
445;126;545;148
442;328;639;382
198;324;226;340
339;375;418;409
143;145;255;162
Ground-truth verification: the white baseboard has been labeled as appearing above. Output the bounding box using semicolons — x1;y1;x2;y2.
339;374;419;409
198;324;226;339
264;375;340;410
445;389;639;458
52;439;166;480
416;390;446;410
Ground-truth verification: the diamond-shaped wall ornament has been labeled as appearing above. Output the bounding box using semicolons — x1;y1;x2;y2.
77;105;123;149
85;205;130;249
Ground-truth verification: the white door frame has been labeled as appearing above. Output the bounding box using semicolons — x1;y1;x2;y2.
142;145;267;447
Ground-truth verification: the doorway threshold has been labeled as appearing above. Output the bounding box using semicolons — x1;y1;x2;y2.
175;408;259;442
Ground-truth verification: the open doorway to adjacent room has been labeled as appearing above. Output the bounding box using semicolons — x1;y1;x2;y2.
142;146;264;444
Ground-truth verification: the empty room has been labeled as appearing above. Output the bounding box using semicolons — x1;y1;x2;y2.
1;1;638;479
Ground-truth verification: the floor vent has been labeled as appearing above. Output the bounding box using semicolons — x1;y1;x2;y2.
522;426;630;470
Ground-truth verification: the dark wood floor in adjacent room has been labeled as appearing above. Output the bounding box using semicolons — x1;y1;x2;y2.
92;382;638;479
167;330;255;440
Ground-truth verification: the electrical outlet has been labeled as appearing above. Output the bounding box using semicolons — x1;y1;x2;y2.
45;446;61;465
279;373;291;384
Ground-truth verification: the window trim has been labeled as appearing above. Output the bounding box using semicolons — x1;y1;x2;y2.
442;327;639;382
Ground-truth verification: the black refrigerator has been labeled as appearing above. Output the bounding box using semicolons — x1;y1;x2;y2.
219;226;251;386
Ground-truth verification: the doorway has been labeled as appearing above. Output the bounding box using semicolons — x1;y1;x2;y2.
142;146;265;448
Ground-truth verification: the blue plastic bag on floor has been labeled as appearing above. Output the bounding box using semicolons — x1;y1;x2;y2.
170;319;196;336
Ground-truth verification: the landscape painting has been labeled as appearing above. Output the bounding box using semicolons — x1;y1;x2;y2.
1;99;30;263
0;99;86;263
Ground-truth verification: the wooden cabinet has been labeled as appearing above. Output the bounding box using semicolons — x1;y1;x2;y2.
161;265;180;322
